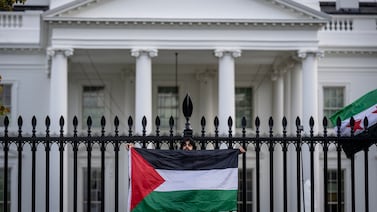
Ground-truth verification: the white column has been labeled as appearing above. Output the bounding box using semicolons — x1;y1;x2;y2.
214;49;241;135
283;68;291;133
298;50;323;133
122;69;135;127
289;61;302;212
271;71;284;133
196;70;215;133
131;49;157;135
47;47;73;132
291;62;303;133
47;47;73;212
298;49;323;212
271;69;284;211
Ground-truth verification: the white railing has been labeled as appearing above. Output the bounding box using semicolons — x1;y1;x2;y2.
323;17;353;31
0;12;23;28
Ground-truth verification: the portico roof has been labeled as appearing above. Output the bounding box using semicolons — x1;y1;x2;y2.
43;0;330;25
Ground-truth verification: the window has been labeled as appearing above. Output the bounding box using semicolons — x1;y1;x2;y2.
83;168;101;212
238;168;252;211
327;169;344;212
157;86;179;129
235;87;253;128
323;87;344;127
0;84;11;127
82;86;105;129
0;168;11;212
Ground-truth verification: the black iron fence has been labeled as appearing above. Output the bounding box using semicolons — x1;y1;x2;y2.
1;95;376;212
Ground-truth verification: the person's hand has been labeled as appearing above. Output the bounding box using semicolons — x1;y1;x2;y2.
125;143;135;150
239;146;246;153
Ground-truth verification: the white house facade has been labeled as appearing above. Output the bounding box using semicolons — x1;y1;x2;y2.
1;0;377;211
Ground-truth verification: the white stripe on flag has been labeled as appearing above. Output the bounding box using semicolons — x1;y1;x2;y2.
155;168;238;192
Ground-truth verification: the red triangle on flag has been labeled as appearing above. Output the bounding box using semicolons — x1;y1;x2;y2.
130;148;165;210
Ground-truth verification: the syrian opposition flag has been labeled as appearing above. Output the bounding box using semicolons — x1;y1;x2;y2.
330;88;377;157
128;148;239;212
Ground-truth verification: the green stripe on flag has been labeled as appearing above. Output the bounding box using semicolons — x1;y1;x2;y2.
132;189;238;212
330;89;377;125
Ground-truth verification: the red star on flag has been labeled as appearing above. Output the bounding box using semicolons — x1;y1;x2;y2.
346;119;363;132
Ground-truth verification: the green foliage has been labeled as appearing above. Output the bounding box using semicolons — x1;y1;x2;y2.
0;0;26;11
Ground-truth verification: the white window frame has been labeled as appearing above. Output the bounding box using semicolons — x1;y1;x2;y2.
0;81;18;131
319;150;351;212
77;147;116;212
318;83;350;133
76;80;111;133
234;82;255;135
0;150;18;212
153;81;184;134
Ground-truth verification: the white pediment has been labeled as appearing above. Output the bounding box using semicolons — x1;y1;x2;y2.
44;0;329;23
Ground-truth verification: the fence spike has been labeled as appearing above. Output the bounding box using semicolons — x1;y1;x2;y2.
155;116;161;127
282;116;287;129
309;116;314;136
73;116;78;136
73;116;78;127
214;116;219;137
228;116;233;138
114;116;119;136
59;116;64;127
87;116;92;128
126;116;132;136
228;116;233;128
241;116;247;129
214;116;219;128
169;116;174;128
32;116;37;136
156;116;161;137
18;115;23;128
201;116;206;128
45;116;50;128
295;116;301;128
101;116;106;136
268;117;273;128
32;116;37;128
4;116;9;136
142;116;147;128
282;116;287;136
4;116;9;128
336;117;341;136
182;94;193;119
336;117;341;128
323;116;328;128
255;116;260;128
45;116;50;136
142;116;147;136
127;116;132;128
101;116;106;127
350;117;355;135
169;116;174;136
364;116;369;130
201;116;206;137
309;116;314;128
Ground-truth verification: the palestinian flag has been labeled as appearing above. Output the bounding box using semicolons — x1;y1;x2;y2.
128;148;239;212
330;88;377;157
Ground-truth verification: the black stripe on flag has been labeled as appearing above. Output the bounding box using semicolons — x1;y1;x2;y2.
134;148;239;170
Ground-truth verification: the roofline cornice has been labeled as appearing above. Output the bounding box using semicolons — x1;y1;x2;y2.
43;0;97;18
43;17;328;27
42;0;330;25
274;0;331;20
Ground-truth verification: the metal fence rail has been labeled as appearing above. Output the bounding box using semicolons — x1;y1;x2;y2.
1;95;376;212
